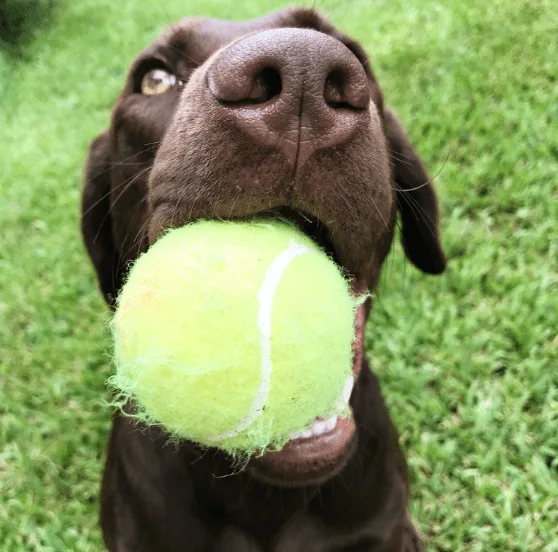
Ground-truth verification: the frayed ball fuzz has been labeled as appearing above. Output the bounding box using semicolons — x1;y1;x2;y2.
110;220;355;455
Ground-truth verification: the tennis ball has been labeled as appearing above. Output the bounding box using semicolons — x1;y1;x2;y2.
110;220;355;455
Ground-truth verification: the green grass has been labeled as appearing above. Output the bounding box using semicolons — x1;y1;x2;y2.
1;0;557;549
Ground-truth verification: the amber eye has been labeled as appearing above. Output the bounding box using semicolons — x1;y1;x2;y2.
141;68;177;95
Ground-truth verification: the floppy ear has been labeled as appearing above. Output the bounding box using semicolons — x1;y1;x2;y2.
383;108;446;274
81;131;123;307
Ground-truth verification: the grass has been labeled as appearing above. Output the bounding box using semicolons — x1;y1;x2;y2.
0;0;556;550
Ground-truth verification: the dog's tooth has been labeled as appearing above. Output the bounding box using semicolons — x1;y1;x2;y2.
343;375;355;404
324;415;338;432
289;428;314;440
289;414;340;441
311;419;328;436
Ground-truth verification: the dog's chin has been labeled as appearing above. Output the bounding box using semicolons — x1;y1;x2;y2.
248;416;358;487
248;298;366;488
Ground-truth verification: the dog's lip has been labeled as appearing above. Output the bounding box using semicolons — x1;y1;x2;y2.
253;416;357;485
225;207;347;270
250;293;366;484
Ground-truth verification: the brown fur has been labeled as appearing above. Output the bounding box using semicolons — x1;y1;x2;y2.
82;8;445;551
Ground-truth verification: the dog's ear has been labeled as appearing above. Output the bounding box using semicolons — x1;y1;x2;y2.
81;131;123;307
383;108;446;274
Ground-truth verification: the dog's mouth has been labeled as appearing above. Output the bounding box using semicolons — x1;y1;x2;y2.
247;207;368;486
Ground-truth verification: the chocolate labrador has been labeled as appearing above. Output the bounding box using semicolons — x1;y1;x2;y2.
81;7;446;551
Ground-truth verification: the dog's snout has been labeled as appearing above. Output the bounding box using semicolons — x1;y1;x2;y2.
206;28;370;168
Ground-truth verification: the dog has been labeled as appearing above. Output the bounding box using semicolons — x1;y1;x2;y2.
81;7;446;551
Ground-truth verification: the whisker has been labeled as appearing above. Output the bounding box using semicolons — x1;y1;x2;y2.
119;195;150;258
393;143;453;193
388;148;413;167
395;191;437;240
163;42;201;67
82;143;161;219
122;203;155;260
92;166;152;245
88;141;161;181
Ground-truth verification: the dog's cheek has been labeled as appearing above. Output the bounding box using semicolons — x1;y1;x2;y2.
108;164;151;264
112;92;180;153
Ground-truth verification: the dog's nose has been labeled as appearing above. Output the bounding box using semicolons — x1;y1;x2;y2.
207;28;370;168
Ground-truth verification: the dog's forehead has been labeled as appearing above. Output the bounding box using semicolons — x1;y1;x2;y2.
146;8;333;67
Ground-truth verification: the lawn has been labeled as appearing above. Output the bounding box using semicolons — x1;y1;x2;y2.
1;0;557;550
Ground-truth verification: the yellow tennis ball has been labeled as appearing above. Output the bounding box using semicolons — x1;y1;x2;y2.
110;220;355;455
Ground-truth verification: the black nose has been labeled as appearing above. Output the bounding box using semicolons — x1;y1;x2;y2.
206;28;370;168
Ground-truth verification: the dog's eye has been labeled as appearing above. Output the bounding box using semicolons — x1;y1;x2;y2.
141;68;177;95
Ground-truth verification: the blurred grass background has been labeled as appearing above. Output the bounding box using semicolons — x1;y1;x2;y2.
1;0;557;550
0;0;57;56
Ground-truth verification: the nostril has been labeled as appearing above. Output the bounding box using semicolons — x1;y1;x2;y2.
324;69;369;111
324;70;346;108
246;67;282;104
213;66;282;107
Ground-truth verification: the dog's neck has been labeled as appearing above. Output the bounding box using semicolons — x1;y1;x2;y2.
189;366;404;531
110;363;408;548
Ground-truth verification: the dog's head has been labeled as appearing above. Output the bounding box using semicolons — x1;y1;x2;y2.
82;8;445;486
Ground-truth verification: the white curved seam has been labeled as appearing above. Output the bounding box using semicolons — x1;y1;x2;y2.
207;240;311;442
